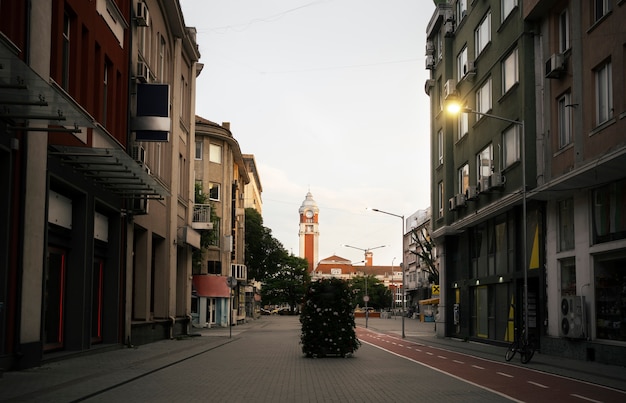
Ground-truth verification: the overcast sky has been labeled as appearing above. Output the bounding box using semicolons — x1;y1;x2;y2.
180;0;435;267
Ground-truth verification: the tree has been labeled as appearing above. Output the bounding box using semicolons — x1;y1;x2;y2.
409;226;439;284
348;275;392;310
261;254;310;311
244;208;286;281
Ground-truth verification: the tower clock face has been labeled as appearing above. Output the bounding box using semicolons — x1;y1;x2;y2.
305;210;313;218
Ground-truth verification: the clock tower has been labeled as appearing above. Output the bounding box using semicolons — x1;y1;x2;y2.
299;192;319;272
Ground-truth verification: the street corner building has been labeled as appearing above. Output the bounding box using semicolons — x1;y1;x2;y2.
0;0;203;370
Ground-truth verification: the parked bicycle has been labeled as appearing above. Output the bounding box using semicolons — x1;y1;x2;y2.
505;305;536;364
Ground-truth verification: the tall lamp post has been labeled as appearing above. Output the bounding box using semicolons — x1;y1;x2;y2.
371;208;406;339
447;104;528;343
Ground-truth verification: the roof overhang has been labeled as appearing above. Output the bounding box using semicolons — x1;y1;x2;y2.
0;39;96;132
50;145;169;200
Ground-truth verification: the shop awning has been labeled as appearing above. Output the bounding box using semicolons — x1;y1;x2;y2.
50;145;169;200
192;275;230;298
419;298;440;305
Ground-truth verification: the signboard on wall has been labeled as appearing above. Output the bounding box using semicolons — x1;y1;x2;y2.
132;83;170;142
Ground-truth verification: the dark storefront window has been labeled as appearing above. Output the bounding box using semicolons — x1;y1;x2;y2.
44;247;67;351
595;252;626;341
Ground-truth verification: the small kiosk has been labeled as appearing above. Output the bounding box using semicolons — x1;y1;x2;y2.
418;297;439;322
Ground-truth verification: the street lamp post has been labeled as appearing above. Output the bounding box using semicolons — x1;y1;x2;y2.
447;105;528;343
371;208;406;339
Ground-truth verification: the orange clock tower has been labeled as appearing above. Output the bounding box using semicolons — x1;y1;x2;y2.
298;192;319;272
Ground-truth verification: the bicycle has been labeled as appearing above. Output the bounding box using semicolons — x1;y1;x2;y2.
505;305;536;364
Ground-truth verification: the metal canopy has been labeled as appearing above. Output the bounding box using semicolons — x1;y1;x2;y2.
51;146;169;200
0;41;95;130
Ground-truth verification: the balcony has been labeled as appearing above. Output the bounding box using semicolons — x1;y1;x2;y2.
192;204;213;230
231;263;247;281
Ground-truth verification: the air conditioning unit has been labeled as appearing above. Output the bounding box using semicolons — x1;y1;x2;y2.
454;193;466;208
131;145;145;163
466;60;476;78
465;186;478;201
425;40;434;55
424;79;435;94
136;61;149;83
444;8;455;23
560;296;585;339
425;55;435;70
489;173;505;188
443;79;457;100
478;177;490;193
136;1;149;27
448;197;457;211
545;53;565;79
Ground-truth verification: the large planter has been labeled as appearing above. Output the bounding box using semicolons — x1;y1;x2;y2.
300;278;360;357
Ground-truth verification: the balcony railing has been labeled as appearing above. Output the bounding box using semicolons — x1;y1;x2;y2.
231;263;247;281
192;204;213;230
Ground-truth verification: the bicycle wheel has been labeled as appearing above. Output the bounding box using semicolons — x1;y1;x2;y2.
520;341;536;364
505;342;517;361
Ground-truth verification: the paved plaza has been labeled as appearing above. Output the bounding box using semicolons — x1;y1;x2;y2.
0;315;624;402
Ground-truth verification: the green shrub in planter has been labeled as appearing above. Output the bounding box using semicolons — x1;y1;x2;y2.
300;277;360;357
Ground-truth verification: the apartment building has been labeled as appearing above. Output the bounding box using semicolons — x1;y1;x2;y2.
523;0;626;364
192;117;249;327
404;208;437;309
242;154;263;215
428;0;538;345
427;0;625;365
127;0;201;345
0;0;200;370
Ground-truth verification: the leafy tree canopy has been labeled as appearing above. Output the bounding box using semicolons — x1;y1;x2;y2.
348;275;392;310
261;254;310;311
245;208;287;281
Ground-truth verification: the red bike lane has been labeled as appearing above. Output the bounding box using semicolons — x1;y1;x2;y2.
356;327;626;402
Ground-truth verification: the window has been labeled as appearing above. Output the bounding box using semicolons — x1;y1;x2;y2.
195;141;203;160
102;62;108;125
595;62;613;125
592;178;626;243
457;0;468;21
458;164;470;194
209;144;222;163
159;35;165;82
477;144;493;181
502;0;517;21
558;198;575;251
435;31;443;61
557;93;572;148
62;12;71;90
458;112;468;140
208;183;220;201
437;78;443;111
593;0;611;23
438;182;444;218
502;125;519;168
476;78;492;116
437;130;444;165
475;12;491;57
502;48;518;94
559;9;569;53
457;46;468;81
560;258;576;296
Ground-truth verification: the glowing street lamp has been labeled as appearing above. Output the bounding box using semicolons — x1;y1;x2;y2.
447;102;529;343
370;208;406;339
